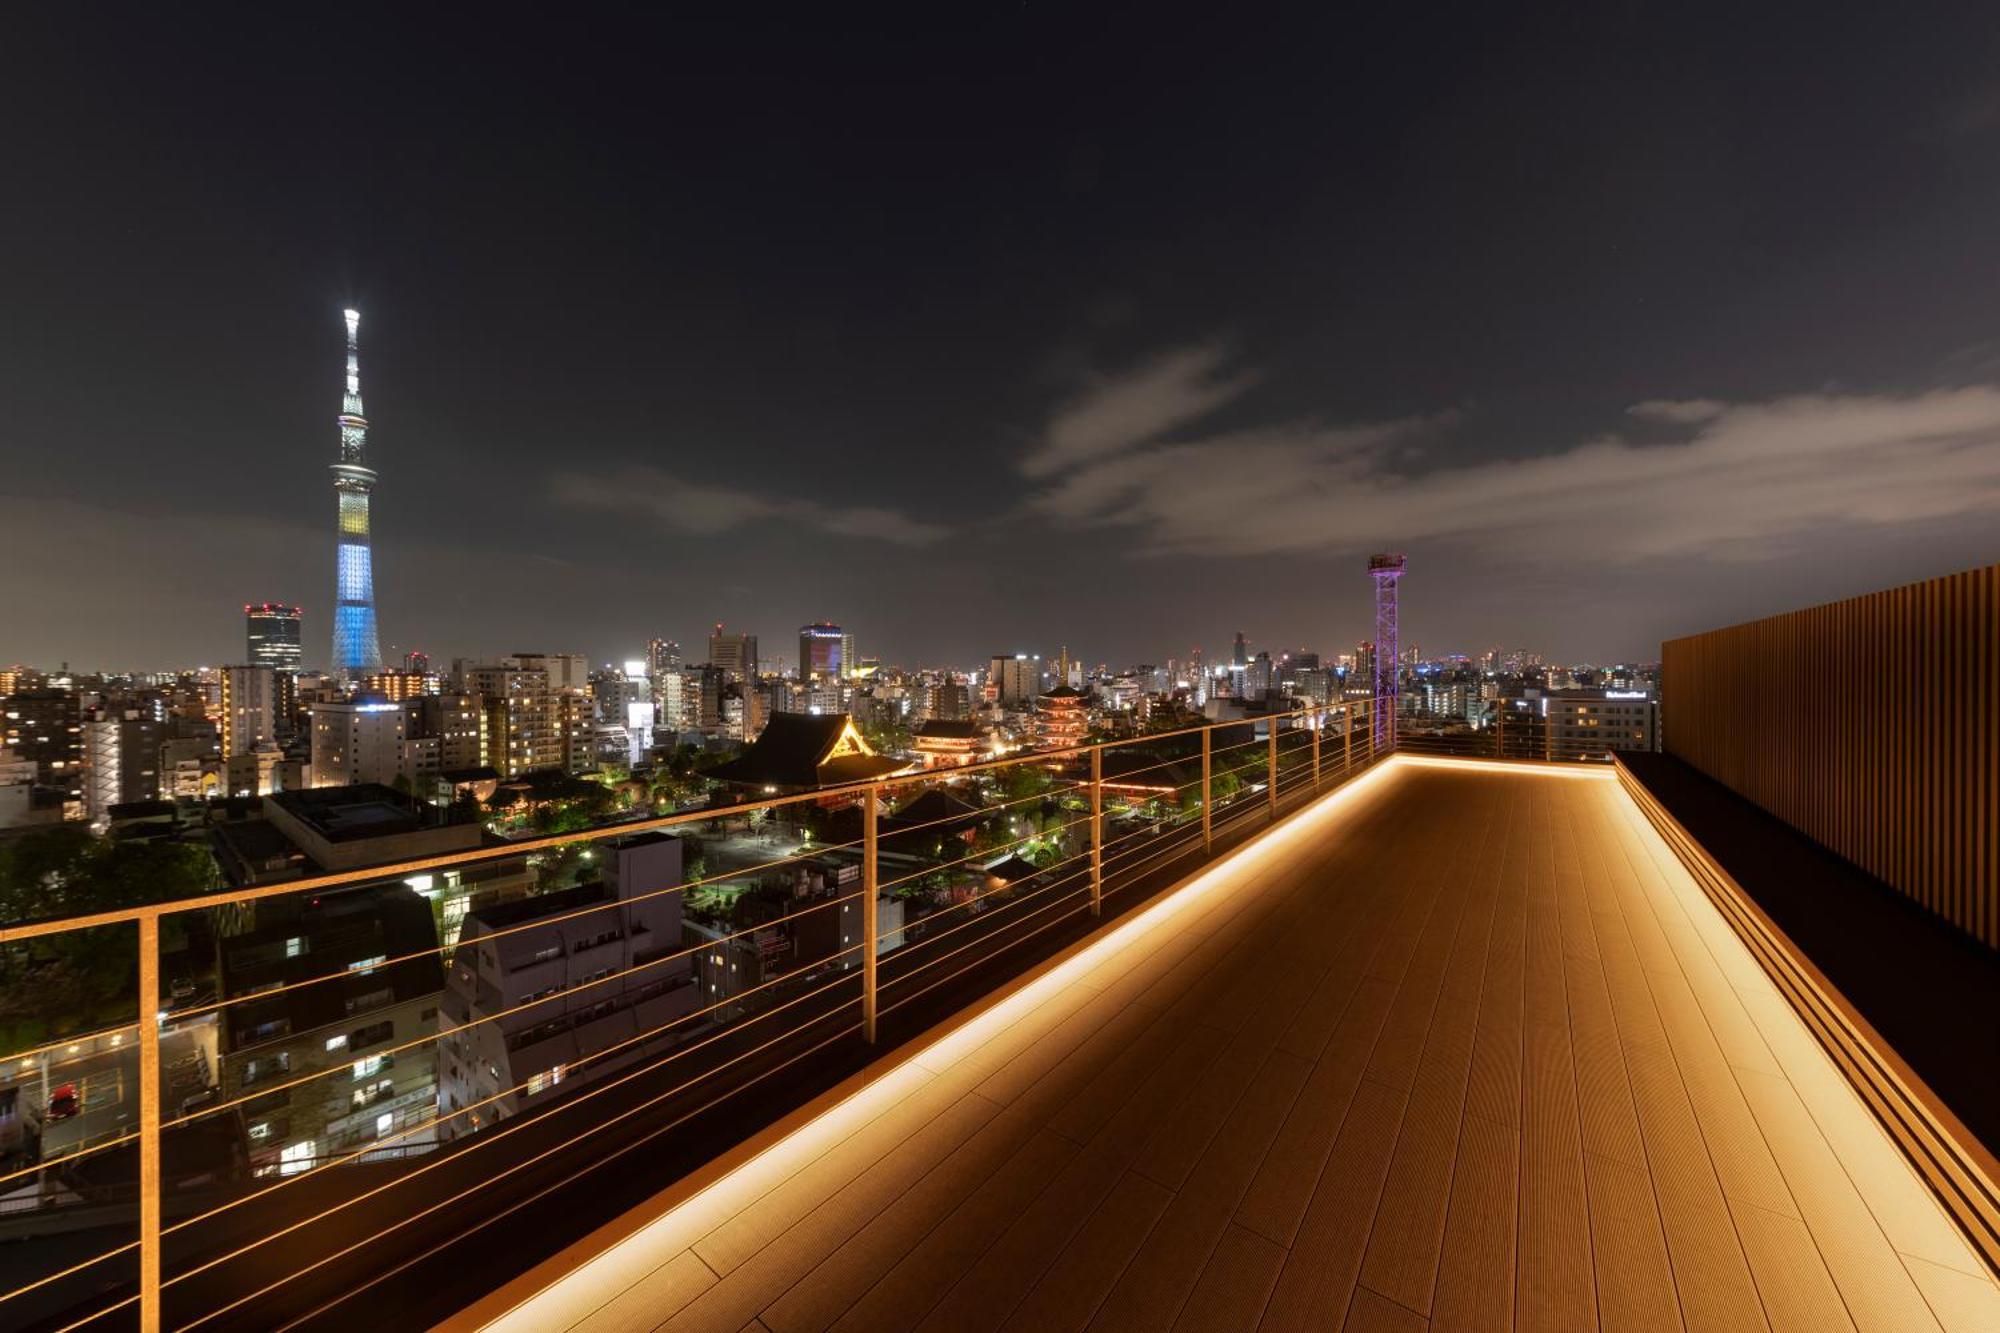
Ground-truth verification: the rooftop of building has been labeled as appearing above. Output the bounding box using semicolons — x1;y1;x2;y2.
265;783;437;842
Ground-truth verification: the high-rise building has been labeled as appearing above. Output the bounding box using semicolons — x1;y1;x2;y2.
220;665;279;757
708;625;757;682
246;604;303;673
330;309;385;680
647;639;682;677
986;655;1038;709
799;623;844;681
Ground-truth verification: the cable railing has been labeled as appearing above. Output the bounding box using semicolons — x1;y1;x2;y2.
1394;705;1658;765
0;697;1387;1331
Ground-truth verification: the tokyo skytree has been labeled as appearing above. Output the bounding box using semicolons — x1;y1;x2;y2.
330;308;384;679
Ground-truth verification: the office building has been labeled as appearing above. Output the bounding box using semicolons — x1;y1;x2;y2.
1546;687;1658;758
708;625;757;682
986;655;1038;710
245;604;303;673
799;622;843;681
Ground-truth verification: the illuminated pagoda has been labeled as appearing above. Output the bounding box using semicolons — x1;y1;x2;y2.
1033;684;1090;750
330;308;385;681
706;712;913;797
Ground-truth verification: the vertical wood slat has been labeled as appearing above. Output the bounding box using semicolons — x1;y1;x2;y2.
1662;563;1999;952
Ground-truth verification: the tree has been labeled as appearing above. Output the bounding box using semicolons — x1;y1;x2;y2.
0;827;220;1050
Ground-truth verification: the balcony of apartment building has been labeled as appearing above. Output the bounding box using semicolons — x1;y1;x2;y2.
1;564;1995;1332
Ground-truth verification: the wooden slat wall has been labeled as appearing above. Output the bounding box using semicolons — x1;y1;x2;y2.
1662;563;2000;951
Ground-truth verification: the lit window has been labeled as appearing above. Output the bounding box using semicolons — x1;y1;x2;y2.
279;1139;316;1175
325;1034;348;1053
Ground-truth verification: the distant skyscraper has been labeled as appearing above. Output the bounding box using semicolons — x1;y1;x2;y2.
1368;553;1405;750
648;638;683;676
708;624;756;681
1232;631;1248;667
799;622;843;681
246;603;303;673
986;655;1038;709
330;308;384;681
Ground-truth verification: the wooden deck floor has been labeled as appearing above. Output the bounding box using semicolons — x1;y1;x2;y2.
459;758;2000;1333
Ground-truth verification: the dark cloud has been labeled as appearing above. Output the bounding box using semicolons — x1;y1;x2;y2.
1025;349;2000;565
553;469;948;547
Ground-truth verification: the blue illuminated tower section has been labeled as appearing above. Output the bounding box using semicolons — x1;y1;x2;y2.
330;308;384;680
1368;552;1404;751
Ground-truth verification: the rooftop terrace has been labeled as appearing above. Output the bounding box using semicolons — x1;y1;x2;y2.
457;759;2000;1333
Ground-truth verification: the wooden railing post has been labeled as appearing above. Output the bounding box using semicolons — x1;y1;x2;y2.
1311;708;1322;790
138;915;161;1333
1343;702;1353;775
1201;727;1213;855
861;787;878;1043
1268;721;1279;818
1089;745;1103;917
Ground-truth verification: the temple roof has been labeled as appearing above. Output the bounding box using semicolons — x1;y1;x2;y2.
707;712;910;789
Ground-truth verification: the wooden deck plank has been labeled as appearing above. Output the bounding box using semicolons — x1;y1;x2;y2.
1090;1051;1314;1331
1257;1078;1409;1333
1579;1151;1683;1333
812;1128;1077;1333
1169;1224;1286;1333
1346;1285;1431;1331
1727;1200;1857;1333
1429;1112;1520;1332
997;1172;1174;1333
469;764;1999;1333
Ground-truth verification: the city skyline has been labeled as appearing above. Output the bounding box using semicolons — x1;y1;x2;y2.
5;10;2000;669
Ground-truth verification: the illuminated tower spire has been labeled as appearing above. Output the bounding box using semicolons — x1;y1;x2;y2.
330;308;384;680
1368;553;1405;750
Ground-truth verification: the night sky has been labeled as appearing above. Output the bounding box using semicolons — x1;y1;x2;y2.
6;7;2000;673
